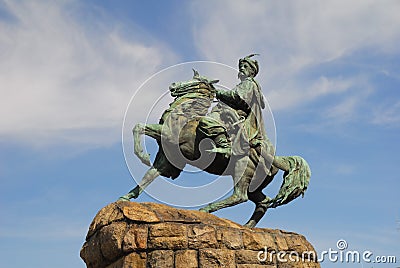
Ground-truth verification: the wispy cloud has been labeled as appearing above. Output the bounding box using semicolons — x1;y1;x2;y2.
267;76;356;111
0;0;177;147
324;78;373;123
372;101;400;127
191;0;400;112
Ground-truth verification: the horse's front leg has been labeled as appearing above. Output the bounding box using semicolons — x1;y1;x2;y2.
133;123;163;166
133;123;150;166
118;166;160;201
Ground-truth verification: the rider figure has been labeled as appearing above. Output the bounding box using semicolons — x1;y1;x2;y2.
198;54;272;157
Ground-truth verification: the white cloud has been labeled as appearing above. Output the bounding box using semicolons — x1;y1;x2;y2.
326;97;359;121
267;76;355;110
372;101;400;127
0;0;177;147
190;0;400;110
2;0;399;148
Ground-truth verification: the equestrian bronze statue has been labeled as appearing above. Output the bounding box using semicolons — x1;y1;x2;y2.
119;56;311;228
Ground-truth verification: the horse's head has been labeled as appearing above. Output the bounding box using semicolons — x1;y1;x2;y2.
191;69;220;86
169;69;219;98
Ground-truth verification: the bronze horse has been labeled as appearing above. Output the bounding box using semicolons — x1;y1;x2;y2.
119;71;310;227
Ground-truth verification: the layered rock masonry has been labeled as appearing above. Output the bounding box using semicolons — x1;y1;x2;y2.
80;202;320;268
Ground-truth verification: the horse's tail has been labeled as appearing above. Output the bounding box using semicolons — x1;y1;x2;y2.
269;156;311;208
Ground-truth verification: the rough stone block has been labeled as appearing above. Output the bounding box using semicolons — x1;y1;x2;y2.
237;264;276;268
274;232;289;251
87;203;124;239
174;250;198;268
81;233;104;268
188;224;217;248
242;229;277;251
99;222;127;262
216;227;243;249
147;250;174;268
121;203;160;223
199;248;235;268
122;224;148;252
106;252;146;268
149;222;187;237
236;249;275;265
148;223;188;249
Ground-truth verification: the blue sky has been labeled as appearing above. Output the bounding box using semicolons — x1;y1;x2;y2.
0;1;399;267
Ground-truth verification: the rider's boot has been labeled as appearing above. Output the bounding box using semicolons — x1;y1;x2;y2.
207;134;231;156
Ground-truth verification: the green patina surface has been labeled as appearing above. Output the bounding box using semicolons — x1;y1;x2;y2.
121;56;311;228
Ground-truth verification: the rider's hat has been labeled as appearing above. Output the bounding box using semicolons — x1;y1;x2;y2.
239;54;259;77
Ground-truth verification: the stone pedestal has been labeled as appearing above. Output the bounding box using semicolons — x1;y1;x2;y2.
80;202;320;268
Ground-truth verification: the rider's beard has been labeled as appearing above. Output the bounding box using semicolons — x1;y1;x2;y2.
238;71;247;81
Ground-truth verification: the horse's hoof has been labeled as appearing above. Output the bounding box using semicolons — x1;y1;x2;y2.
243;220;256;228
118;196;130;202
140;153;151;166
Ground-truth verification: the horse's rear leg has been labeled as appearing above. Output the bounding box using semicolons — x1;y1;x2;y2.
244;206;267;228
199;156;252;213
244;167;279;227
118;167;160;201
245;188;273;228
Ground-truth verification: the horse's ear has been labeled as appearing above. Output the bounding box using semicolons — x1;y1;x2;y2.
210;79;219;84
192;68;199;78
